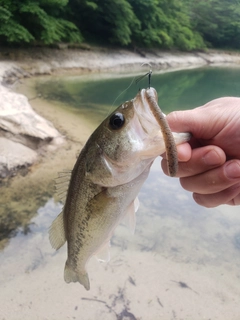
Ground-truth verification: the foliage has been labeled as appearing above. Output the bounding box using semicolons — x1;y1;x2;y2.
190;0;240;49
0;0;240;50
0;4;34;43
68;0;140;46
68;0;204;50
0;0;82;45
129;0;205;50
129;0;173;47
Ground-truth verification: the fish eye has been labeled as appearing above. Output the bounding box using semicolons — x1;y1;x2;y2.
109;113;125;130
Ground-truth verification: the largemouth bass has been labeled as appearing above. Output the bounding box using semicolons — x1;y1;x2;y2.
49;87;190;290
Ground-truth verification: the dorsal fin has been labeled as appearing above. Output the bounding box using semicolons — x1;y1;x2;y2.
55;170;72;204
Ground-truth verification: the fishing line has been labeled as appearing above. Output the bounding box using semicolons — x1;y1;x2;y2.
106;63;153;117
110;76;136;108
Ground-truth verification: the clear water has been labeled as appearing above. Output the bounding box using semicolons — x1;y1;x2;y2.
36;66;240;117
1;66;240;320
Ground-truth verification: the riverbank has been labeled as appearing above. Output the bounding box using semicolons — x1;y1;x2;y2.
1;47;240;85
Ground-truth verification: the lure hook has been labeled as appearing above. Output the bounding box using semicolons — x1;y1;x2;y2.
135;63;152;89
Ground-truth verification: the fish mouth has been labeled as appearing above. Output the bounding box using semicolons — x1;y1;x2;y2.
133;87;163;138
132;87;181;176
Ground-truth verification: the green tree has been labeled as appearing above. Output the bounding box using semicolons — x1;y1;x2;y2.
129;0;173;47
166;0;205;50
68;0;140;45
129;0;205;50
69;0;204;50
0;0;82;45
190;0;240;49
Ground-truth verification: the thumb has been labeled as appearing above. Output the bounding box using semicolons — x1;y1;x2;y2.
166;109;197;134
166;108;218;140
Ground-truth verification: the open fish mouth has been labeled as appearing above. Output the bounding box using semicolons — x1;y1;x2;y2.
134;87;179;176
133;88;162;136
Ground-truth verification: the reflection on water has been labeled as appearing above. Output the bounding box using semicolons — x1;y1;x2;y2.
36;66;240;118
1;67;240;319
0;181;53;251
0;199;62;280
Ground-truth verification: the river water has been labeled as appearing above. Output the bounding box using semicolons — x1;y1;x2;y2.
1;66;240;320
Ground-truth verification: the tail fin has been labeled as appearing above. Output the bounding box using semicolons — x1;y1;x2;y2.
64;262;90;291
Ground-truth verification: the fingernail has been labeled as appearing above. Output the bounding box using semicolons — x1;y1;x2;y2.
225;161;240;179
203;150;222;166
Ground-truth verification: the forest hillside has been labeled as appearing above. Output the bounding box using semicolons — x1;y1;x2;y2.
1;0;240;51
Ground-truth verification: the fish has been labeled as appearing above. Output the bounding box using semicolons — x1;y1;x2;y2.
49;87;190;290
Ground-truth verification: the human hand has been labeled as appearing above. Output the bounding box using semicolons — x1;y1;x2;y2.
161;97;240;207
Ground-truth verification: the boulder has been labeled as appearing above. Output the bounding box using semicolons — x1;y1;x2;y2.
0;85;63;178
0;137;37;178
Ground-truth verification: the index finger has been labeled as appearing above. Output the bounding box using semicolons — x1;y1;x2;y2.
161;145;226;178
161;142;191;162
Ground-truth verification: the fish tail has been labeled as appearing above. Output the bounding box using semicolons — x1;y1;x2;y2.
64;261;90;291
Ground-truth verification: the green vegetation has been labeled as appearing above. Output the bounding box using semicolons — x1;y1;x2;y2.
0;0;240;50
0;0;82;44
191;0;240;49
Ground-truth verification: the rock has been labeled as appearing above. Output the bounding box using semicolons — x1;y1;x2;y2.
0;137;37;178
0;85;62;144
0;85;64;178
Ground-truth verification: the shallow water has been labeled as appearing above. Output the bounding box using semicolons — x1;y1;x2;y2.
36;66;240;117
1;66;240;320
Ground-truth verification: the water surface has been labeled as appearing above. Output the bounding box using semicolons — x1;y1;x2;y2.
36;66;240;119
1;66;240;320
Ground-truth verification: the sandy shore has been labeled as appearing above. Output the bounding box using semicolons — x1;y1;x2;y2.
1;47;240;85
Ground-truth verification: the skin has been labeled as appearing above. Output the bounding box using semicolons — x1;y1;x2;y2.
161;97;240;208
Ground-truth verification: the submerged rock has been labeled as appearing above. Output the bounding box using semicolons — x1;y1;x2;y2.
0;85;64;178
0;137;37;178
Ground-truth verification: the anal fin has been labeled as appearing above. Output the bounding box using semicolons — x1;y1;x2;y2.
49;211;66;250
